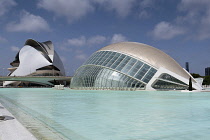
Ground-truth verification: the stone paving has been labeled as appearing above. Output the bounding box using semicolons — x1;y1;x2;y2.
0;103;37;140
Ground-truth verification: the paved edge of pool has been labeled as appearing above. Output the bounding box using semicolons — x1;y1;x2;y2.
0;103;37;140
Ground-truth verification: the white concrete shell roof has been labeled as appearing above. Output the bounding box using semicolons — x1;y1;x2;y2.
25;39;54;58
24;39;65;76
97;42;190;80
4;39;65;86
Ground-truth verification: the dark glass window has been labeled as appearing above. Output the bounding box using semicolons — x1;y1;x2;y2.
105;52;118;67
128;61;143;76
121;58;137;74
116;56;131;71
152;80;188;90
159;73;187;85
134;64;150;80
101;51;113;66
142;68;157;83
110;54;126;69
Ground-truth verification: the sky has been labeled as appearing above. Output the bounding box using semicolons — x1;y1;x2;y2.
0;0;210;76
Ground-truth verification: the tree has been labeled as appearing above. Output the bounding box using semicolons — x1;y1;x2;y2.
191;73;202;78
203;76;210;85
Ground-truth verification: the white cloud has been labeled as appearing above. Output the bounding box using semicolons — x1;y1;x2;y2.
175;0;210;39
68;34;127;46
111;34;128;43
139;10;150;19
94;0;136;17
197;12;210;39
67;35;107;47
6;11;50;33
0;36;7;43
38;0;137;22
60;46;73;52
138;0;156;19
75;53;87;61
63;34;127;61
38;0;94;23
74;50;88;61
67;36;86;47
11;46;20;52
140;0;155;8
87;35;107;45
0;0;16;17
178;0;210;11
148;0;210;40
63;34;127;52
177;0;210;24
151;22;185;40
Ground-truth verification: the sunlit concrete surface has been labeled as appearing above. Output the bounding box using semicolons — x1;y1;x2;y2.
0;76;71;86
0;103;37;140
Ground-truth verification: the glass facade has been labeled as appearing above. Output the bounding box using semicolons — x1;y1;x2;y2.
71;51;157;90
152;73;188;90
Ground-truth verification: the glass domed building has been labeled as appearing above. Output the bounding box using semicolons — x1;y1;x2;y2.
70;42;202;91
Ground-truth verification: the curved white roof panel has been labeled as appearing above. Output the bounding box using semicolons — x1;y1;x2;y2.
4;39;65;86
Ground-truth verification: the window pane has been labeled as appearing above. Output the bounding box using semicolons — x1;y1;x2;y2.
134;64;150;80
97;51;108;65
116;56;131;71
110;54;126;69
121;58;137;73
101;51;113;66
105;52;118;67
142;68;157;83
129;61;143;76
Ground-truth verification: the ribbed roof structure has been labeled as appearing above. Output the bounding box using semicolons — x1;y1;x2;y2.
98;42;190;80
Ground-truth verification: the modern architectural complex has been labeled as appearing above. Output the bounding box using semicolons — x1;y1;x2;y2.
4;39;65;86
71;42;202;91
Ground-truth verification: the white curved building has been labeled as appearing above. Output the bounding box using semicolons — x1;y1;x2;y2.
4;39;65;86
70;42;202;90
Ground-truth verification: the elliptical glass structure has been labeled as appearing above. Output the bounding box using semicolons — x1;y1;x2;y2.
71;51;157;90
71;42;203;91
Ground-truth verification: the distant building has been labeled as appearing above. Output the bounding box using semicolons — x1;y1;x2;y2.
4;39;65;87
185;62;189;72
205;67;210;76
70;42;202;91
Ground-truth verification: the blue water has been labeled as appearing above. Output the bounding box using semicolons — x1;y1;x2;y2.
0;88;210;140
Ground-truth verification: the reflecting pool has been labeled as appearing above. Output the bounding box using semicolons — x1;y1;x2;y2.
0;88;210;140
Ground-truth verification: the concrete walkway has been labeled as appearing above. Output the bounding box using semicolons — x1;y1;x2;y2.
0;103;37;140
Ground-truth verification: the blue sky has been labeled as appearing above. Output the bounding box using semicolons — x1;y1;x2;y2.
0;0;210;76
